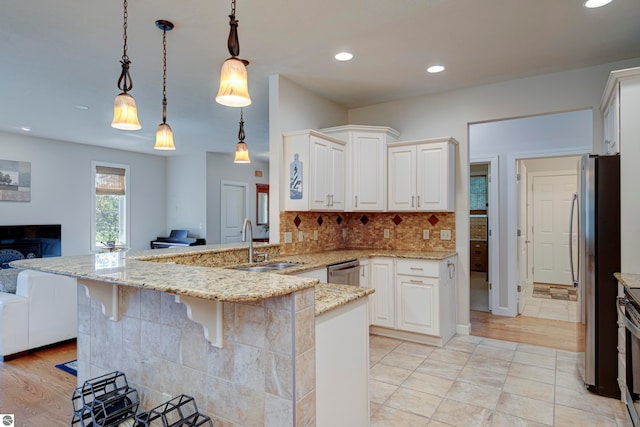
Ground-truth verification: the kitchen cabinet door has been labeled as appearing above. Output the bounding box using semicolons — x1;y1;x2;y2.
358;258;372;325
396;275;439;336
388;145;416;211
603;87;619;155
328;141;346;211
352;132;386;211
309;135;331;210
370;258;395;328
416;141;455;211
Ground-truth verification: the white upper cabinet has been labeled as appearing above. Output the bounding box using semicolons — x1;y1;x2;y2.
283;130;346;211
321;125;400;212
602;81;620;155
388;138;457;212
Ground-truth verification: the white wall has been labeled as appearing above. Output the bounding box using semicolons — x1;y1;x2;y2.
166;152;207;239
206;152;270;244
348;58;640;327
0;131;167;254
268;75;348;241
523;156;582;173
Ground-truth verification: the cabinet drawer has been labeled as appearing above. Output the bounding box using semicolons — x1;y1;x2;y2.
396;259;439;277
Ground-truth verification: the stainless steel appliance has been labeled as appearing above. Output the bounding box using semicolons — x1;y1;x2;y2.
327;260;361;286
569;154;620;398
617;289;640;426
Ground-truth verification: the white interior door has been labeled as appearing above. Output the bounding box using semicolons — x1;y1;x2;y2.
517;161;527;314
221;181;248;243
532;174;577;285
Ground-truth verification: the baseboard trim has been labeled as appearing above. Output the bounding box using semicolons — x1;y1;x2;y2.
1;338;76;362
456;323;471;335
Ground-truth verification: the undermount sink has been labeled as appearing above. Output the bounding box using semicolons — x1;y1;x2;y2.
232;262;301;273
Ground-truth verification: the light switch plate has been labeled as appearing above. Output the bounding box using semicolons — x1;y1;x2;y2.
384;229;390;239
423;229;430;240
441;229;452;240
298;231;304;242
284;232;292;243
314;230;318;240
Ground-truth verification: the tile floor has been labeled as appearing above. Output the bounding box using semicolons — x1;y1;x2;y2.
521;283;579;322
369;334;630;426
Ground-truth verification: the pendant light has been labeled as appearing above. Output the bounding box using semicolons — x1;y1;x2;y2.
111;0;142;130
216;0;251;107
234;108;250;163
154;20;176;150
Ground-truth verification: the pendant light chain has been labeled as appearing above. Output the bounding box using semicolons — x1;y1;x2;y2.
117;0;133;93
238;107;245;141
231;0;236;17
161;27;168;124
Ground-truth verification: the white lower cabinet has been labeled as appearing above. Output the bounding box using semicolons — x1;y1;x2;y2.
368;256;457;346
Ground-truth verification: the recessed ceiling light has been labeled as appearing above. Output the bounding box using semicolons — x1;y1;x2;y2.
75;104;90;110
20;126;31;132
427;65;445;73
335;52;353;61
584;0;613;8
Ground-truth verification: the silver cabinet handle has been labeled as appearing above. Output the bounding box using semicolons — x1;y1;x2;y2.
355;195;358;208
410;267;423;271
330;194;334;206
417;195;421;207
327;195;330;206
409;279;424;284
411;196;415;207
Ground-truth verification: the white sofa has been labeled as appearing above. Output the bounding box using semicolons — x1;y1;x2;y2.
0;270;77;359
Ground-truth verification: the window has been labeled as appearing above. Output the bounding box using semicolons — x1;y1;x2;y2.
92;162;129;249
470;174;487;214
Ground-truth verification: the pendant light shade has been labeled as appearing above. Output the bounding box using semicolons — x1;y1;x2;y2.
216;58;251;107
155;122;175;150
216;0;251;108
154;20;176;151
112;0;141;130
112;92;142;130
233;108;250;163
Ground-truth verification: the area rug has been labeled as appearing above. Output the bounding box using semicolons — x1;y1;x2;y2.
55;359;77;376
533;283;577;301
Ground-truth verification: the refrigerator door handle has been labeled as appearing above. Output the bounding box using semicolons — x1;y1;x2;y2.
569;192;578;288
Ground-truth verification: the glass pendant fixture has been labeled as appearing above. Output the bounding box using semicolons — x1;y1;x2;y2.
112;0;142;130
216;0;252;107
154;20;176;150
234;108;250;163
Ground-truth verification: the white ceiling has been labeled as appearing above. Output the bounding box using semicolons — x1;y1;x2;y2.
1;0;639;160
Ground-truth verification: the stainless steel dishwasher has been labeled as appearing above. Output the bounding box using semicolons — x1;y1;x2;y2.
327;260;361;286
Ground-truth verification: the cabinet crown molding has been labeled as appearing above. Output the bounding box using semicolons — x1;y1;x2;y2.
320;124;400;138
282;129;346;145
388;137;458;148
601;66;640;111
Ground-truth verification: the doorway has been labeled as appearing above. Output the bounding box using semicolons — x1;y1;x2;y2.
469;163;490;312
517;156;581;323
220;181;249;243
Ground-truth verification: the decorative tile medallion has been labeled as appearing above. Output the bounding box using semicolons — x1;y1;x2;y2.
428;214;439;226
392;214;403;226
360;215;369;225
293;215;302;228
336;215;342;225
317;216;323;226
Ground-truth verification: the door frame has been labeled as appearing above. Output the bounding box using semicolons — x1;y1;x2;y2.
506;148;587;317
469;155;499;314
220;180;250;243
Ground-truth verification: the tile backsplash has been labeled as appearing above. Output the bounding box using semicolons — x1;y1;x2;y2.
470;216;487;240
279;211;455;255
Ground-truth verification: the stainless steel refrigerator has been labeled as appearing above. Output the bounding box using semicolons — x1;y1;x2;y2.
570;153;620;398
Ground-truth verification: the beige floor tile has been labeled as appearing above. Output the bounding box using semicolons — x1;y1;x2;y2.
490;412;549;427
554;385;615;418
426;420;454;427
609;398;634;427
554;370;582;389
467;354;512;376
416;359;463;380
480;338;518;350
394;341;437;358
370;401;381;416
452;334;484;344
370;379;398;404
503;376;555;403
370;405;430;427
429;348;472;366
508;363;556;385
516;343;557;358
370;363;413;385
385;386;443;418
380;351;426;371
445;381;501;410
457;366;507;390
431;398;493;427
370;346;389;366
370;335;403;352
402;371;454;397
553;404;617;427
512;350;556;370
495;392;554;425
474;344;516;362
444;337;479;353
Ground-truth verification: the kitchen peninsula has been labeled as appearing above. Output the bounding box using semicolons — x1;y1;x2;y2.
11;243;455;426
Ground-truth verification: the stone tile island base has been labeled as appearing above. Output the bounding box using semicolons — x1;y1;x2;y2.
77;282;316;426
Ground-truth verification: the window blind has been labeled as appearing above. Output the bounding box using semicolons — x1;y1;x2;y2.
95;166;126;196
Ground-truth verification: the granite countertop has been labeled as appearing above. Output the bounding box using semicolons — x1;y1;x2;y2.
615;272;640;288
11;245;456;316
